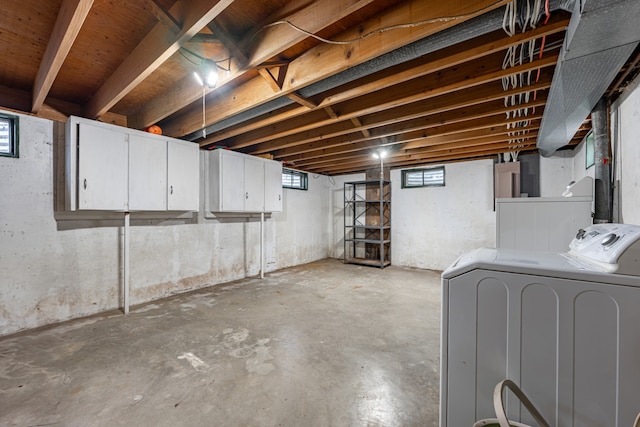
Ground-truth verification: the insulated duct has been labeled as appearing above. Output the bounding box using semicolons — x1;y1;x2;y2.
592;97;612;223
537;0;640;156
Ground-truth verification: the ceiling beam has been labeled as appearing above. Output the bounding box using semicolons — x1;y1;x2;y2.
294;120;541;168
269;78;552;158
1;84;126;125
292;118;542;168
144;0;181;29
130;0;377;129
163;0;511;138
85;0;235;119
312;142;537;175
231;54;557;153
191;18;567;146
31;0;94;113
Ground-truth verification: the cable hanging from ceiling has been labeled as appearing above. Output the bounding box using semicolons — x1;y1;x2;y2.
253;0;508;45
501;0;551;162
179;47;232;139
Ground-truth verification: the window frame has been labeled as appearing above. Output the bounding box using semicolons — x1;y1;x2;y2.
0;112;19;158
282;168;308;191
401;166;445;189
585;131;595;169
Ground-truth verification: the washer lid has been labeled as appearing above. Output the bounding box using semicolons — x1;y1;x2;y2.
442;247;640;286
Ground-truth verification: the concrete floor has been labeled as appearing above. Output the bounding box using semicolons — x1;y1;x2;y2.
0;259;441;426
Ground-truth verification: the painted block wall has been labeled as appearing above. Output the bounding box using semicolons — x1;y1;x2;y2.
0;112;330;336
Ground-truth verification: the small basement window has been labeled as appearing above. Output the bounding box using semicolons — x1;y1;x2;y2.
282;168;308;190
402;166;445;188
0;112;18;158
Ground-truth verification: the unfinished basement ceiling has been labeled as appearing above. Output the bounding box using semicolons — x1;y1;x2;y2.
1;0;638;174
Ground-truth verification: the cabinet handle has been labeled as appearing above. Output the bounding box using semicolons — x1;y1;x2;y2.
170;185;173;195
83;179;87;190
246;192;249;199
279;194;281;201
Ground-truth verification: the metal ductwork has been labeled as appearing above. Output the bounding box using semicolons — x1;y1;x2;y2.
537;0;640;156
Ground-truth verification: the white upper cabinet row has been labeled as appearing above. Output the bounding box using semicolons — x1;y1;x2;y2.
65;116;283;214
207;149;282;213
66;116;199;212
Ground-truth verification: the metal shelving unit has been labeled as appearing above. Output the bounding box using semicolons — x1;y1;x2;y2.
344;179;391;268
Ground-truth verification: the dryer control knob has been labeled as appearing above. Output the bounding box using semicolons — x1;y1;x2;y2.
601;233;619;247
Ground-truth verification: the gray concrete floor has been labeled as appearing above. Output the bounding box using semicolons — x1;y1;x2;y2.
0;259;441;427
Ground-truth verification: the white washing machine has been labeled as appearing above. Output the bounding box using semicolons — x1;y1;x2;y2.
440;223;640;427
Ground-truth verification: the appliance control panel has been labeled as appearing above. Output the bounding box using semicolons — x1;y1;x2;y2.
569;223;640;274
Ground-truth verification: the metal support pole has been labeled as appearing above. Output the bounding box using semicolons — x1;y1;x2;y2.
260;212;265;279
123;212;130;314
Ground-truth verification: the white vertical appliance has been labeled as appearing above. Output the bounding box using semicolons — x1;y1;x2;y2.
496;176;593;252
441;223;640;427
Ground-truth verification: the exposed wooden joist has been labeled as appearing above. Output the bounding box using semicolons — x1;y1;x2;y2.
270;78;553;158
144;0;181;29
312;141;538;175
351;118;370;138
189;17;567;146
1;84;126;125
85;0;235;119
163;0;511;138
282;101;546;163
287;91;317;109
233;53;558;153
31;0;94;113
292;126;539;169
291;116;542;168
130;0;377;129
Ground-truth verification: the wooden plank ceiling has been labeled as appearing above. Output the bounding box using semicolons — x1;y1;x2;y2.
0;0;597;175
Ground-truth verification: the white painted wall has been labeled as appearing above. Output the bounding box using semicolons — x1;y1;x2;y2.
539;150;574;197
613;74;640;224
0;112;331;336
391;160;496;271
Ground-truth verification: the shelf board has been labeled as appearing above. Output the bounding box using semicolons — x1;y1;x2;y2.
344;180;391;185
345;238;391;244
345;225;390;230
344;257;391;268
345;199;391;203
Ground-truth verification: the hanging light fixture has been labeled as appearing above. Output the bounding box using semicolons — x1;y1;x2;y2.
372;149;387;179
193;59;219;88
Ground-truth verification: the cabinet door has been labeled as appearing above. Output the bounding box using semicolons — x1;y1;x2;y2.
222;151;245;211
167;140;199;211
78;122;128;210
244;156;265;212
264;160;282;212
128;134;167;211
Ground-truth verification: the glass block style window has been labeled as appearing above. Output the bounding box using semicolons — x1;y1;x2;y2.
282;168;308;190
0;112;18;158
401;166;445;188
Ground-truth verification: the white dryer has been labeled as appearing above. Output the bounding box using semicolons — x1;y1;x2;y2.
440;224;640;427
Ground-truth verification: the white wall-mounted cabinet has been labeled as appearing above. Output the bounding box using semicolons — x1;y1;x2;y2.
128;133;167;211
77;123;128;210
66;116;199;212
167;140;200;211
207;149;282;213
